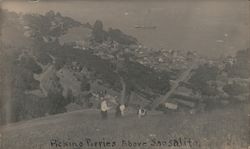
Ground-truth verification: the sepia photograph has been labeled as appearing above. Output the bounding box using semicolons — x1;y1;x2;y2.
0;0;249;149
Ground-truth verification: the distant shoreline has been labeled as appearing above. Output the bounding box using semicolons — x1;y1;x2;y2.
2;0;249;57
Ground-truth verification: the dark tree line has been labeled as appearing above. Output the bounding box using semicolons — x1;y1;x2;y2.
224;48;250;78
189;64;220;96
92;20;138;45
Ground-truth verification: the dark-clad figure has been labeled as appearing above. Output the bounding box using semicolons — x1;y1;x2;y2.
115;104;122;118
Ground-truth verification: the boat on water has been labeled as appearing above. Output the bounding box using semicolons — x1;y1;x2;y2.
134;25;157;29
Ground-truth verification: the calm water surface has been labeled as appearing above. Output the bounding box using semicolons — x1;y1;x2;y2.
2;0;249;57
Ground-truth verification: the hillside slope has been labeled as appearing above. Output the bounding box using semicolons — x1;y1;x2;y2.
1;103;249;149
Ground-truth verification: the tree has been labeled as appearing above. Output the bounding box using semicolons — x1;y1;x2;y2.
19;55;42;74
223;83;249;96
115;57;171;104
108;28;137;45
47;90;71;115
189;64;220;96
92;20;107;43
224;49;250;78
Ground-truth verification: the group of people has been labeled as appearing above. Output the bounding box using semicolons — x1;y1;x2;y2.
100;96;147;119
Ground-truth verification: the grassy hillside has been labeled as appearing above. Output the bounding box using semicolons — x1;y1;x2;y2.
1;103;249;149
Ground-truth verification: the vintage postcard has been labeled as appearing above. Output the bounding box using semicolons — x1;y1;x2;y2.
0;0;249;149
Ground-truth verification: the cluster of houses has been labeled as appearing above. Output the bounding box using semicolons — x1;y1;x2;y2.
59;36;249;114
134;47;198;71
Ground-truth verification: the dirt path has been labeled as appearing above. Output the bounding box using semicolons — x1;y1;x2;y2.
152;61;199;109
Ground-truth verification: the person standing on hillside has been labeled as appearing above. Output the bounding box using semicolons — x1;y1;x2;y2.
100;96;110;119
115;104;125;118
115;104;122;118
137;105;147;118
120;104;125;116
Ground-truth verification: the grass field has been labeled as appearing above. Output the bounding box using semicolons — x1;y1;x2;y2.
1;103;249;149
